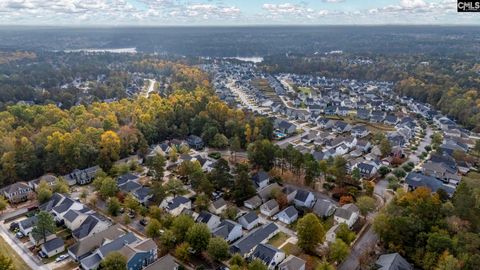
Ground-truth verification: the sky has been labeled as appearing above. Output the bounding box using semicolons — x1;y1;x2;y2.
0;0;478;26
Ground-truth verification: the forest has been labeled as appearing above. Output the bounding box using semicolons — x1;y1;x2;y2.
0;59;272;187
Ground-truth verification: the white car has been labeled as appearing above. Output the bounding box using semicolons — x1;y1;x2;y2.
55;254;69;263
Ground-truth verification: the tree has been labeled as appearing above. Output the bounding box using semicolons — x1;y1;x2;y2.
248;259;268;270
247;139;276;171
335;223;356;245
207;237;230;261
37;180;52;203
171;214;194;243
123;194;140;212
208;158;232;190
0;253;14;270
98;131;121;171
146;153;166;181
232;165;256;202
0;196;7;213
160;230;176;250
356;196;376;216
93;175;118;199
169;148;178;162
229;136;242;161
393;169;406;178
145;219;162;239
211;133;229;149
107;197;121;216
432;132;443;147
100;252;127;270
150;182;166;204
195;193;210;212
186;223;211;253
315;261;335;270
435;251;460;270
380;138;392;157
230;253;246;267
53;178;69;194
352;167;361;181
378;166;391;177
296;213;325;253
329;239;349;263
165;178;186;197
32;211;56;245
175;242;191;262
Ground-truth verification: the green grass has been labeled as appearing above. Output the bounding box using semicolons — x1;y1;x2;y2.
463;172;480;189
0;234;31;270
297;87;312;95
267;232;289;248
281;242;302;256
321;216;335;231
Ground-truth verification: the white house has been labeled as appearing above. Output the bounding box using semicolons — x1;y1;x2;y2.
260;199;279;217
251;244;286;269
252;171;270;190
19;216;37;235
334;204;359;228
41;237;65;258
196;211;221;231
244;195;262;210
212;220;243;243
276;206;298;225
293;190;315;208
160;196;191;216
238;212;259;231
279;255;306;270
209;198;227;215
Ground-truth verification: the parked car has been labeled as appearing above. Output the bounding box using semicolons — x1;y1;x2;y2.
38;251;47;258
55;254;69;262
15;232;24;238
9;222;19;231
139;219;148;226
208;152;222;159
128;211;135;218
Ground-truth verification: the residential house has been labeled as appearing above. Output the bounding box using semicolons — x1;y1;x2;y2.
133;187;152;205
41;237;64;258
213;220;243;243
275;120;297;135
312;199;336;218
317;118;336;129
282;187;297;203
238;211;259;231
1;182;34;204
230;223;279;256
294;190;315;208
144;254;180;270
68;224;125;261
351;125;370;138
147;143;171;158
276;206;298;225
19;216;37;235
356;162;378;178
160;196;192;216
29;175;58;191
422;161;461;185
252;171;270;190
405;172;456;197
209;198;227;215
196;211;221;231
186;135;204;150
332;121;352;134
80;233;157;270
356;109;370;120
72;214;111;241
356;140;371;153
244;195;263;210
250;243;286;269
30;232;55;246
384;115;398;125
63;166;100;186
279;255;306;270
257;183;282;202
334;204;359;228
375;253;413;270
260;199;280;217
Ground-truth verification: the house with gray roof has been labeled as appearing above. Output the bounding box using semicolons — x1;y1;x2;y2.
279;255;306;270
406;172;456;196
209;198;227;215
250;243;286;269
313;199;336;218
41;237;65;258
212;220;243;243
334;203;359;228
160;196;191;216
260;199;279;217
0;182;34;204
68;224;125;261
230;223;279;256
252;171;270;190
375;253;412;270
196;211;221;231
294;190;315;208
276;206;298;225
19;216;37;235
238;211;259;231
144;254;180;270
72;214;111;241
244;195;262;210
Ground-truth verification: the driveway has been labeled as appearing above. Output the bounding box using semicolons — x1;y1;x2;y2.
338;224;378;270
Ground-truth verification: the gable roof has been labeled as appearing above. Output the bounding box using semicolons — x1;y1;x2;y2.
230;223;278;255
313;199;336;217
251;243;281;265
294;189;312;202
68;224;125;258
279;206;298;219
240;211;259;224
375;253;412;270
145;254;180;270
405;172;456;195
43;237;64;252
117;173;138;186
166;196;190;210
279;255;306;270
213;220;240;239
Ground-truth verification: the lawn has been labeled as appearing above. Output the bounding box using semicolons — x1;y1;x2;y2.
54;261;77;270
321;216;335;231
463;172;480;188
0;234;31;270
281;242;302;256
267;232;289;248
297;87;312;95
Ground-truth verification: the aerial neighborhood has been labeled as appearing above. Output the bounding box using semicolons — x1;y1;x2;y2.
0;56;478;270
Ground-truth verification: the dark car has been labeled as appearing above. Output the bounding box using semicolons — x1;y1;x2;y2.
38;251;47;258
9;222;19;231
139;219;148;226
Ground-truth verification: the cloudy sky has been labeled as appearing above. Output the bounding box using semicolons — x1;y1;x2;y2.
0;0;478;26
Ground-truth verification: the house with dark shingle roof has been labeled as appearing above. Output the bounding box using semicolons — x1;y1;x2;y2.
279;255;306;270
313;199;336;218
375;253;412;270
144;254;180;270
244;195;262;210
230;223;279;256
41;237;65;258
0;182;34;204
293;190;315;208
276;206;298;225
260;199;279;217
250;243;286;269
334;204;359;228
405;172;456;196
252;171;270;190
68;224;125;261
196;211;221;231
160;196;191;216
212;220;243;243
238;211;259;231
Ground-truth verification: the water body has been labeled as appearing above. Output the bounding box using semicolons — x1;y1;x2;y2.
64;47;137;53
225;57;264;63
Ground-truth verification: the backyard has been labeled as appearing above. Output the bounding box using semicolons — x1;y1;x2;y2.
0;235;31;270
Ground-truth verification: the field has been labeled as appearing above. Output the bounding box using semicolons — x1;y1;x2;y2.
0;234;31;270
297;87;312;95
267;232;290;248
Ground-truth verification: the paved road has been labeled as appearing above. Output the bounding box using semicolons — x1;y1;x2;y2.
0;223;48;270
408;126;432;165
338;223;378;270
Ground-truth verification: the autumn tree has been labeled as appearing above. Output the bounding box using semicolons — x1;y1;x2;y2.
297;213;325;253
98;131;121;171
